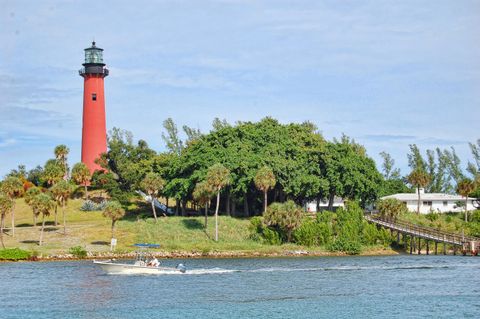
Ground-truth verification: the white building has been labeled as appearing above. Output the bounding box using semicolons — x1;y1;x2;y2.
305;197;345;212
381;189;477;214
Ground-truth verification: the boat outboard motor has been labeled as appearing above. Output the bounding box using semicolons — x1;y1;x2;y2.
176;263;187;273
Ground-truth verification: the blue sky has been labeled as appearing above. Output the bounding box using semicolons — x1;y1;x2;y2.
1;0;479;177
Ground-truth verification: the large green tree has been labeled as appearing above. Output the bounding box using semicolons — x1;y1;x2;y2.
324;137;382;210
206;164;230;241
102;128;156;196
379;151;409;196
0;176;24;237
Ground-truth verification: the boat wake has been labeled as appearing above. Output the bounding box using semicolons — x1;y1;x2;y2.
171;262;478;276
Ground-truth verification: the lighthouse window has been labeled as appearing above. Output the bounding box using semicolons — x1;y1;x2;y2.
92;93;97;101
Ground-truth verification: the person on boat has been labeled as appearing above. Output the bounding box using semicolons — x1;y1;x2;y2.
147;257;159;267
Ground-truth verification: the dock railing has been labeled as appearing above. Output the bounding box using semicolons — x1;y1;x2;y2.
364;215;480;246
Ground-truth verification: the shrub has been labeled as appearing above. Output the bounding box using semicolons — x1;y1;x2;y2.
294;218;333;246
69;246;87;259
377;198;407;220
468;223;480;237
249;216;264;241
96;199;108;210
262;227;282;245
294;219;319;246
470;210;480;223
80;199;109;211
264;201;303;242
445;215;453;223
80;200;97;211
327;238;362;255
249;216;282;245
0;248;31;261
426;212;439;221
362;222;380;245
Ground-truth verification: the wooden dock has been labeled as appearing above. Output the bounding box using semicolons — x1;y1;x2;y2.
364;215;480;256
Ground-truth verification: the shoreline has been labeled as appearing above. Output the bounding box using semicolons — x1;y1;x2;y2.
3;247;401;262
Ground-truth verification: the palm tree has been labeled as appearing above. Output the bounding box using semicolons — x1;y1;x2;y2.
32;193;55;246
206;163;230;241
407;169;430;214
140;172;165;222
71;162;91;199
25;187;41;227
193;181;214;229
0;193;14;248
254;166;276;214
51;180;74;234
54;144;70;179
42;159;64;186
102;201;125;247
457;178;475;222
1;176;24;237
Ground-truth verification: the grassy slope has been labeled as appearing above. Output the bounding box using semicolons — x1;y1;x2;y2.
2;198;393;257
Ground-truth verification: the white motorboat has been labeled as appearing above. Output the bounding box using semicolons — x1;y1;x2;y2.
93;259;186;274
93;243;186;274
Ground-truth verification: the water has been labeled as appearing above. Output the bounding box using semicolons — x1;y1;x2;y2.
1;255;479;318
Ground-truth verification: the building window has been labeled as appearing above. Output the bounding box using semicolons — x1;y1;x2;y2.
423;201;432;206
92;93;97;101
443;201;448;206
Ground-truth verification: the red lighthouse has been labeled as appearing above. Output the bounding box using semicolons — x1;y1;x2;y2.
79;41;109;173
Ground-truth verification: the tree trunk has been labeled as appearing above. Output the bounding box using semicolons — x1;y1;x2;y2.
181;199;186;216
327;192;335;211
264;190;268;214
11;202;15;237
0;214;5;249
175;200;179;216
243;193;249;217
231;198;236;217
84;184;88;199
151;196;158;222
54;203;58;226
39;215;45;246
204;204;208;229
226;191;231;216
62;200;67;235
215;191;220;241
417;187;421;214
111;220;116;239
166;197;169;210
316;196;321;212
33;210;38;228
465;196;468;222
